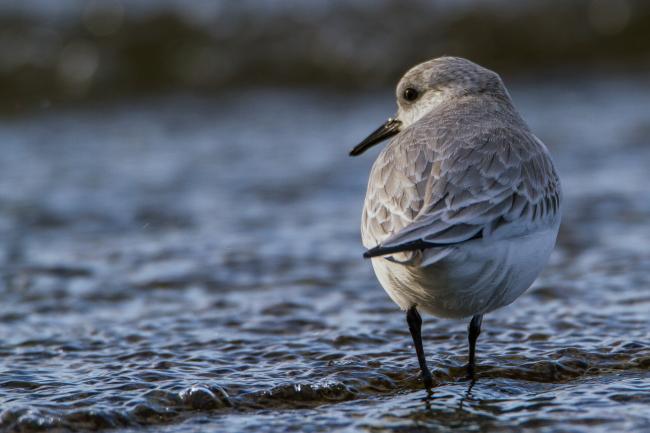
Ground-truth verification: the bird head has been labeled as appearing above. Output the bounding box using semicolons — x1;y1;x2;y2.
350;56;508;156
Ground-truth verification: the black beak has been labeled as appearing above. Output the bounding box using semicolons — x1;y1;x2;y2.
349;118;402;156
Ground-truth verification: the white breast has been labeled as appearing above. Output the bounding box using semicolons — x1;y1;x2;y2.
369;224;560;319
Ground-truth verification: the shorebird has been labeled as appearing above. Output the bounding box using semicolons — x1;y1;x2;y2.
349;56;562;392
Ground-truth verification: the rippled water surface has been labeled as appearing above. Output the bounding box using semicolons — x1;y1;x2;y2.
1;78;649;432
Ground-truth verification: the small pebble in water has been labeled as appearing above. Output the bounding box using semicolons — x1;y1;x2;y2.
179;386;231;410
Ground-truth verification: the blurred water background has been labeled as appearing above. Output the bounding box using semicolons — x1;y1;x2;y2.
1;1;649;432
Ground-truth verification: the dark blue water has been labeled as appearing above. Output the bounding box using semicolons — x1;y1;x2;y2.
0;78;649;432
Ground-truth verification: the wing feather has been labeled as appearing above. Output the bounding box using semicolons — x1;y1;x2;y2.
360;108;562;263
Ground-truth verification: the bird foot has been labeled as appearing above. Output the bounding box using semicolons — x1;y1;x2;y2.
421;370;434;394
464;363;477;382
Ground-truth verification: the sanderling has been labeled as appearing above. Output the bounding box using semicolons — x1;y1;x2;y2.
349;56;562;393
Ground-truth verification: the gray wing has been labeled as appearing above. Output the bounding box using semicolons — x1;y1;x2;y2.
361;123;561;261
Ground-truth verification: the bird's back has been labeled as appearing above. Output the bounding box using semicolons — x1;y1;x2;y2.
361;93;561;262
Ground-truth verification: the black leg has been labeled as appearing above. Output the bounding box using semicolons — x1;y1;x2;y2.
467;314;483;380
406;306;433;393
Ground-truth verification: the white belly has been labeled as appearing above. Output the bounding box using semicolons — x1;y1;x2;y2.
370;226;559;319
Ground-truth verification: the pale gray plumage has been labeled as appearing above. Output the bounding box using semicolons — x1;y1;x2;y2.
362;86;561;265
352;56;562;391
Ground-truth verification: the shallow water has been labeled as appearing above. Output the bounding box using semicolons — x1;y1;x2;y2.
0;78;649;432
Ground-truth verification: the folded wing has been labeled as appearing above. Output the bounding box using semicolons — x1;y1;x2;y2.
361;123;561;263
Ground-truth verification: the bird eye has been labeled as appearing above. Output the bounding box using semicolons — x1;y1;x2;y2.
403;87;419;102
